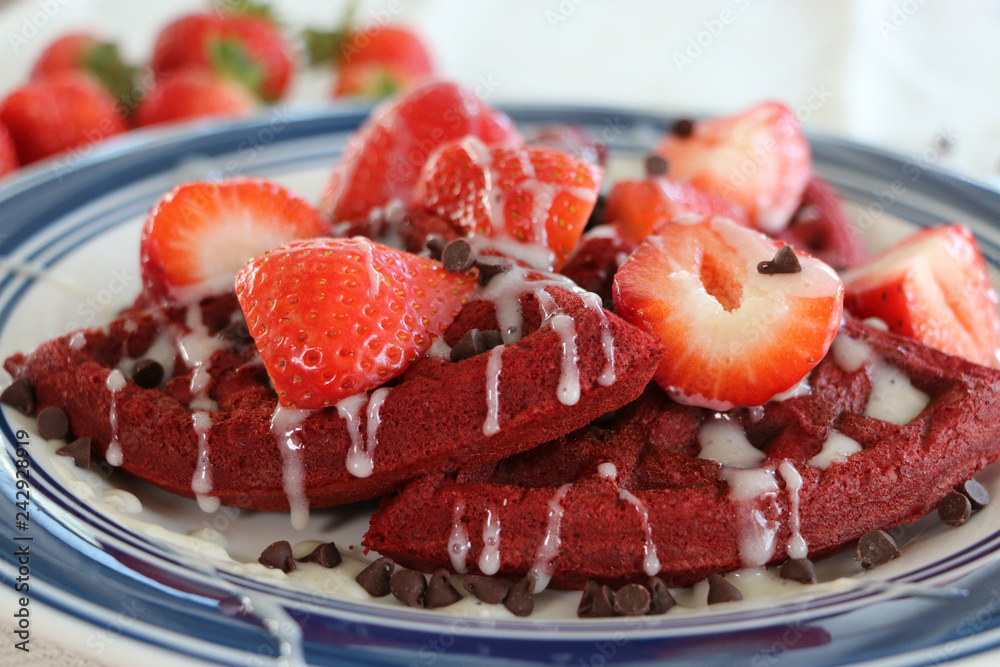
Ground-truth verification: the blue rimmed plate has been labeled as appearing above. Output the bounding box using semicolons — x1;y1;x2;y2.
3;105;1000;666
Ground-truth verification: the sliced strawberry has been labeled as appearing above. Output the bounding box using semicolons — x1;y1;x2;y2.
320;81;522;224
0;72;128;165
413;139;602;271
842;225;1000;368
653;102;811;234
0;121;17;178
525;124;606;166
776;176;867;271
235;237;477;408
140;179;332;304
605;175;748;243
613;215;843;409
135;69;258;127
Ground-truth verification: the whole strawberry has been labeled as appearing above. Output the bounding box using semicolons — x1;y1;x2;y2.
152;5;294;102
0;121;18;178
135;68;258;127
236;237;477;408
31;32;138;114
0;72;128;165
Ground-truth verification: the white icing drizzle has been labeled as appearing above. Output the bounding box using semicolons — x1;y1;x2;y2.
771;373;811;401
426;335;453;359
536;290;581;406
447;502;471;574
832;332;872;373
778;461;807;560
478;508;502;575
579;290;617;387
269;405;311;530
723;467;781;568
336;389;391;479
809;430;863;469
178;305;224;411
864;360;930;425
697;414;765;469
356;236;382;297
618;488;661;576
68;331;86;350
529;483;572;592
105;369;126;466
191;411;219;513
596;462;618;480
482;346;503;436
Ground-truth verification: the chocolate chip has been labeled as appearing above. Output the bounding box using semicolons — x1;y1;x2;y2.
219;319;253;345
258;540;296;573
356;557;395;597
671;118;695;138
425;234;447;261
779;558;817;584
56;437;91;469
938;491;972;527
450;329;483;362
480;329;503;351
644;154;668;177
503;575;535;617
855;530;901;568
707;574;743;604
757;245;802;275
613;583;651;616
577;580;616;617
957;479;990;510
298;542;342;568
1;378;36;416
442;239;476;273
646;577;676;615
463;574;511;604
131;359;164;389
584;193;606;231
37;406;69;440
390;570;427;607
475;255;513;286
424;569;463;609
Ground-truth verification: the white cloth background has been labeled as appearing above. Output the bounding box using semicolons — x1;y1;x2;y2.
0;0;998;664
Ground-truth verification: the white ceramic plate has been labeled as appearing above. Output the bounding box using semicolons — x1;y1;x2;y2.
4;106;1000;666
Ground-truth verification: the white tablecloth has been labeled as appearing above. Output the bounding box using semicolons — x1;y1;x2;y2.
0;1;998;665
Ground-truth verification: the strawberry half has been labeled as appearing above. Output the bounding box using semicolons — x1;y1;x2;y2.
613;215;843;409
842;225;1000;368
320;81;522;224
653;102;811;234
413;139;603;270
140;179;332;304
605;174;748;243
235;237;477;408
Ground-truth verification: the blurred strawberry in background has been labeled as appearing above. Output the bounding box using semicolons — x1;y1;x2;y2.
135;68;259;127
305;3;433;98
0;121;18;178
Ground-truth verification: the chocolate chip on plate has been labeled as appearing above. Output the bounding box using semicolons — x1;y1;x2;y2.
131;359;165;389
503;575;535;618
258;540;296;573
644;154;669;177
779;558;818;585
1;377;36;416
613;583;651;616
37;406;69;440
475;256;513;286
56;436;91;469
424;569;463;609
646;577;676;615
671;118;695;138
938;491;972;527
297;542;342;569
757;245;802;275
390;570;427;608
577;580;616;618
463;574;511;604
442;239;476;273
707;574;743;604
957;478;990;510
356;557;395;597
855;530;901;568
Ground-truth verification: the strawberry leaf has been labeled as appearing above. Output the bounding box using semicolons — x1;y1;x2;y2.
84;42;139;113
213;0;274;21
209;38;264;98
